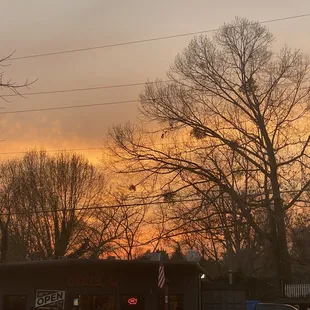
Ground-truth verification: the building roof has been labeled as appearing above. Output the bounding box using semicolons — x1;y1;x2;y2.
0;258;202;271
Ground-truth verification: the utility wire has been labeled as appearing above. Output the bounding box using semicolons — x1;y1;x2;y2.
0;144;199;156
0;99;139;115
1;81;158;97
1;198;200;216
0;147;103;155
2;80;308;98
1;186;309;216
0;140;206;155
8;13;310;61
1;82;308;114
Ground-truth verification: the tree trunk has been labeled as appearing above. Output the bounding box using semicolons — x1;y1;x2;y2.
0;224;9;263
258;112;292;285
274;200;292;285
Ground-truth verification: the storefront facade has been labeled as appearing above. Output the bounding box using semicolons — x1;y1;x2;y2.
0;259;202;310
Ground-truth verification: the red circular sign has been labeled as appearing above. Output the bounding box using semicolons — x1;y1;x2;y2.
128;298;138;305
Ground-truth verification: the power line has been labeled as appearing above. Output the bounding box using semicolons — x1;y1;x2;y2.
0;147;103;156
1;186;309;216
1;83;309;114
9;13;310;61
0;99;139;115
1;80;308;100
1;79;308;99
1;198;200;216
1;81;156;97
0;140;202;156
0;143;192;156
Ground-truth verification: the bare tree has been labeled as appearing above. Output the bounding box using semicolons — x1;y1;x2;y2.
9;151;106;259
0;52;36;100
0;51;36;262
110;18;310;284
79;206;126;259
0;161;21;262
110;202;149;260
289;211;310;263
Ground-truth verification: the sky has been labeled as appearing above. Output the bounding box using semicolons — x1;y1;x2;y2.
0;0;310;164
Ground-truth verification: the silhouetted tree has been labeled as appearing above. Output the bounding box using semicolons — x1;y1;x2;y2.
0;52;36;100
7;151;107;260
110;17;310;284
170;246;184;261
0;52;36;262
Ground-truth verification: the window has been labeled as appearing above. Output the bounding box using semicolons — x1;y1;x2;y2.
93;295;116;310
3;295;27;310
159;294;183;310
169;295;183;310
121;295;145;310
71;295;116;310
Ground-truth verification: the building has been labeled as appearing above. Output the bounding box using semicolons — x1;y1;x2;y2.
0;258;204;310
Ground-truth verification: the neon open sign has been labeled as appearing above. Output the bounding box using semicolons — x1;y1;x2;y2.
128;298;138;305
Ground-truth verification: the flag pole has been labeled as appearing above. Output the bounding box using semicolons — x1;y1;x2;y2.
158;253;168;310
164;281;169;310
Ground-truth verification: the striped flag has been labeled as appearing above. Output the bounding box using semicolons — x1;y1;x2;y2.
158;261;165;289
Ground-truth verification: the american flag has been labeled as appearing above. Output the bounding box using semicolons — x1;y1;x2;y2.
158;261;165;289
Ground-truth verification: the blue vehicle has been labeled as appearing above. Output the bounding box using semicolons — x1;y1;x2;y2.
247;300;298;310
